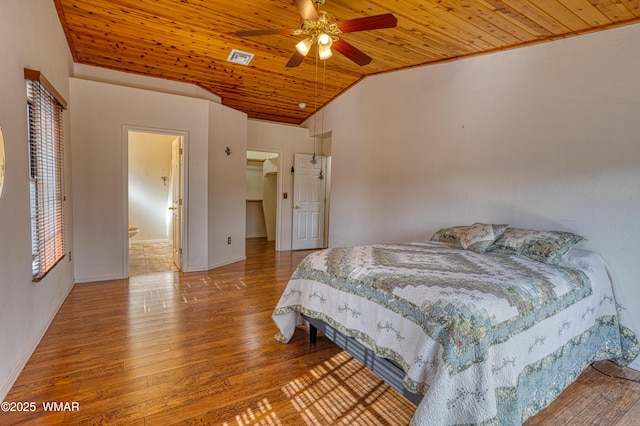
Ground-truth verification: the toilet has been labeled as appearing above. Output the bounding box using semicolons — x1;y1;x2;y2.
128;227;139;248
128;227;139;239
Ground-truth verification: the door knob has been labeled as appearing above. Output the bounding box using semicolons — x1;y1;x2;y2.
294;205;300;209
168;207;177;210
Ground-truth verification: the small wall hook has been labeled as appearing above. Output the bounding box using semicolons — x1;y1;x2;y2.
225;147;231;155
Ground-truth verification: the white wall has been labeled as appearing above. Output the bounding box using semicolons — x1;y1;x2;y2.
71;75;249;279
207;103;248;268
246;201;267;238
247;120;316;250
246;160;265;200
73;63;222;104
0;0;75;399
321;23;640;369
71;78;211;280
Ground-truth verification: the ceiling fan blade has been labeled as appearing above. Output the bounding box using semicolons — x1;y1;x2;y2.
332;39;372;66
286;51;306;68
235;28;295;37
294;0;318;21
337;13;397;33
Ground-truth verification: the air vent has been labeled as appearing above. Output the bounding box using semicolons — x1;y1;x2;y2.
227;49;254;66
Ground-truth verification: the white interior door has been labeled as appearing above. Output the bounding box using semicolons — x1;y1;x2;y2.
292;153;326;250
170;137;183;269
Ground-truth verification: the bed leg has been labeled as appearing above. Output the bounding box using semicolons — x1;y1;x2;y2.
309;324;317;343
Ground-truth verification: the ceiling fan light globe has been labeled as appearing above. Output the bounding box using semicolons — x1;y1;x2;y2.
318;45;332;60
317;33;333;48
296;38;313;56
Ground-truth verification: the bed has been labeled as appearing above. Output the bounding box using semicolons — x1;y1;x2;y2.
272;224;639;425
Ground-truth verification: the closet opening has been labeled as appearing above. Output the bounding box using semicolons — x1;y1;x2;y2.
246;150;279;252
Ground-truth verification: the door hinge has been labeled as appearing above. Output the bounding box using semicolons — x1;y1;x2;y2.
179;148;183;155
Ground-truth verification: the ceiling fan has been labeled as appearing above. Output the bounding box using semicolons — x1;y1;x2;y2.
235;0;397;68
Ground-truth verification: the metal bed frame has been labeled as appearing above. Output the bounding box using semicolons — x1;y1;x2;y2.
303;314;424;405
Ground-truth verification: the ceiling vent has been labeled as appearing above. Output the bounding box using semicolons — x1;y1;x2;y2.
227;49;254;66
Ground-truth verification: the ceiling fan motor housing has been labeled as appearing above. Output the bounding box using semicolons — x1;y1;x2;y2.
295;11;341;40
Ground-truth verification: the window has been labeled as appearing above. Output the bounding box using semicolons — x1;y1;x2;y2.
25;69;67;281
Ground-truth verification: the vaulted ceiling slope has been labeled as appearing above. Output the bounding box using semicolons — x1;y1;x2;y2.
54;0;640;125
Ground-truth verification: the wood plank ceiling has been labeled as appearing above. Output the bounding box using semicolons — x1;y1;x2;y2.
54;0;640;125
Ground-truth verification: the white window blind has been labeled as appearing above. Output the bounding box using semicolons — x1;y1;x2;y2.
25;69;67;281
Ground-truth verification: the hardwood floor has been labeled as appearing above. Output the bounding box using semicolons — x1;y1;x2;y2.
3;238;640;425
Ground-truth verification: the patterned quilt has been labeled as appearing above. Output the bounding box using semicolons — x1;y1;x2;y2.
273;241;639;425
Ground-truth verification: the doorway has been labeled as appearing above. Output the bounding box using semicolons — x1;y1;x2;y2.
246;150;280;251
126;128;186;276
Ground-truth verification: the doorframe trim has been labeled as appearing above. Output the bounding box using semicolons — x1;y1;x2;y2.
122;125;190;276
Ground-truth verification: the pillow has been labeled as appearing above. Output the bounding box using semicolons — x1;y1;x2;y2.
430;226;468;245
488;228;584;265
453;222;509;253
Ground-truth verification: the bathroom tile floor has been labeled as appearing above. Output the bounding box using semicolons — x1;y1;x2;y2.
129;240;179;276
